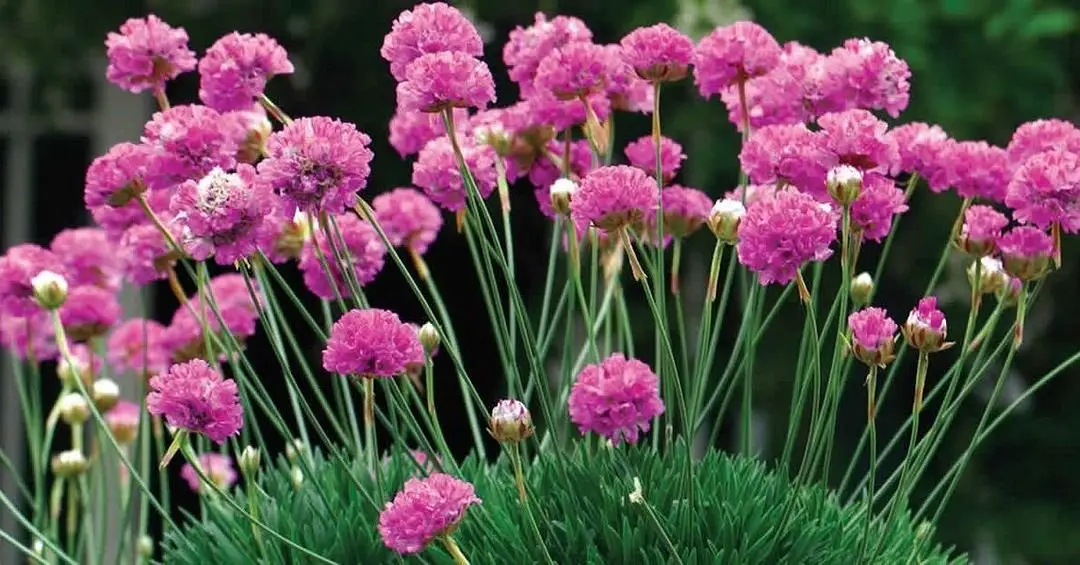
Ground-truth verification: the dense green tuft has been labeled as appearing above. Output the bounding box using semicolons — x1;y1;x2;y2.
163;444;966;564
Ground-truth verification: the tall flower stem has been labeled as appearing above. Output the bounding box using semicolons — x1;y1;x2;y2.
881;352;928;527
362;377;377;476
855;366;880;563
620;228;647;281
441;536;471;565
509;443;527;503
135;192;182;253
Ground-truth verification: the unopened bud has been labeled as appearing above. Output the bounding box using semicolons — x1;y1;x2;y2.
32;538;44;557
31;271;68;310
488;399;534;444
92;378;120;412
967;256;1007;296
418;322;441;355
826;165;863;206
708;199;745;243
58;393;90;425
239;446;260;478
137;535;154;558
291;466;304;489
902;297;954;354
850;272;874;307
51;449;90;478
550;178;577;216
285;439;306;464
57;357;91;389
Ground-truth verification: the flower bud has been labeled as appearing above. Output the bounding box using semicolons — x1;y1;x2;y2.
475;124;512;156
51;449;90;478
239;446;261;478
57;356;92;389
58;392;90;425
826;165;863;207
137;536;154;558
550;178;577;216
708;199;745;243
285;439;306;464
418;322;441;356
967;256;1007;296
92;378;120;412
488;399;534;444
32;538;44;557
31;270;68;310
850;272;874;307
902;297;954;354
291;467;304;489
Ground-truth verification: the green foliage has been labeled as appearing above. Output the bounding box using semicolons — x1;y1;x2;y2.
163;445;964;564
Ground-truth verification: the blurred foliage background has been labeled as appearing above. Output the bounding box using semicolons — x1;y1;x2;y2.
3;0;1080;562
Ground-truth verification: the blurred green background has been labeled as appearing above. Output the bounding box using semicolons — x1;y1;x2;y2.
2;0;1080;562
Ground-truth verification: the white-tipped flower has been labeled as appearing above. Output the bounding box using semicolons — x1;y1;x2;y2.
968;256;1008;296
488;399;534;444
285;439;306;464
708;199;745;243
826;165;863;206
58;392;90;425
31;270;68;310
239;446;261;478
92;378;120;412
51;449;90;478
418;322;441;355
850;272;874;307
550;178;577;216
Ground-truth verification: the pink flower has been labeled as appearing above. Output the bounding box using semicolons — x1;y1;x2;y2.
381;2;484;82
567;353;665;445
373;188;443;255
396;52;496;113
528;91;611;132
161;274;261;362
59;286;120;342
258;116;374;216
619;23;694;83
997;226;1054;282
147;359;244;444
389;108;469;157
298;213;386;300
170;165;272;264
603;44;655;113
1006;119;1080;168
253;199;307;264
624;135;685;184
739;124;831;200
903;296;950;353
324;308;423;379
719;41;823;130
89;189;171;240
886;122;950;179
693;21;781;97
198;32;294;112
1005;149;1080;232
503;13;593;96
108;318;170;378
84;142;153;209
816;109;898;172
570;165;659;232
959;205;1008;257
141;105;242;190
118;220;180;286
412;136;497;212
660;185;712;238
851;173;908;242
725;183;779;207
50;228;123;292
105;14;196;94
848;307;898;367
534;42;609;100
0;311;58;361
378;473;481;554
826;38;911;117
180;453;237;492
529;139;594;217
936;141;1010;201
736;190;837;285
0;244;64;316
105;400;141;444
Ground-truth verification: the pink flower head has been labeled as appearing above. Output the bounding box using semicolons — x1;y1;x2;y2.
141;105;242;190
826;38;911;117
529;139;594;218
180;453;237;492
739;124;831;200
719;41;823;131
936;140;1010;201
90;188;171;240
412;136;497;212
1005;149;1080;233
50;228;123;292
323;308;424;378
997;226;1054;282
161;274;261;362
816;110;898;172
503;13;593;96
1006;119;1080;168
603;44;655;114
105;400;141;443
725;183;780;207
0;244;64;316
396;52;496;113
198;32;294;112
659;185;712;238
571;165;660;233
693;21;781;97
959;205;1008;257
298;213;386;300
567;353;665;445
624;135;685;184
378;473;481;554
118;220;181;286
528;90;612;133
886;122;951;180
108;318;170;378
0;311;58;361
381;2;484;82
736;190;837;285
851;173;908;242
147;359;244;444
848;307;898;367
534;41;609;100
619;23;694;83
225;104;274;164
59;286;120;342
105;14;196;94
259;116;374;216
170;165;272;264
904;296;950;353
389;108;469;157
253;197;309;264
84;142;153;209
372;188;443;255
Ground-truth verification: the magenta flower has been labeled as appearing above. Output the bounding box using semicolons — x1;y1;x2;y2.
198;32;294;112
258;116;375;216
0;244;64;316
323;308;423;378
389;108;469;157
567;353;665;445
50;228;123;292
107;318;170;378
147;359;244;444
298;213;386;300
503;13;593;95
624;135;686;184
693;21;781;97
997;226;1054;282
816;109;898;172
161;274;261;362
570;165;659;233
826;38;911;118
105;400;141;444
1005;149;1080;233
90;188;171;240
886;122;951;180
534;41;609;100
378;473;481;554
848;307;898;367
253;199;307;264
396;52;496;113
373;188;443;255
850;173;908;242
381;2;484;82
619;23;694;83
58;286;120;342
84;142;153;209
736;190;837;285
959;205;1008;257
739;124;832;200
660;185;712;238
169;165;272;264
0;311;58;361
118;221;181;286
724;184;780;208
180;453;237;493
105;14;197;94
719;41;822;130
528;90;612;132
603;43;655;114
903;297;951;353
935;141;1010;201
141;105;242;190
1006;119;1080;167
528;139;594;218
412;136;497;212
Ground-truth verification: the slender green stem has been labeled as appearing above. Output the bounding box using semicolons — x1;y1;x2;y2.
855;366;880;563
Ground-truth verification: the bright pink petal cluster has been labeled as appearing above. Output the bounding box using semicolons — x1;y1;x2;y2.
826;38;910;118
389;108;468;157
412;137;498;212
529;139;594;217
0;244;64;316
170;165;272;264
1005;149;1080;232
736;190;837;285
161;274;261;361
84;142;153;211
624;135;685;184
816;109;898;172
567;353;665;445
739;124;831;200
90;189;170;240
534;41;609;100
935;141;1010;201
904;296;949;352
105;15;196;94
1006;119;1080;167
298;213;386;300
693;21;781;97
0;311;58;361
50;228;123;292
396;51;496;113
381;2;484;82
959;205;1008;257
570;165;660;233
851;174;908;242
997;226;1055;281
660;185;712;238
528;90;612;132
118;220;180;286
372;188;443;255
886;122;951;179
323;308;424;378
104;400;141;442
58;286;120;342
719;41;822;130
619;23;694;82
142;105;242;190
603;44;655;113
848;307;898;366
198;32;294;112
180;453;237;492
503;13;593;95
107;318;170;377
146;359;244;444
378;473;482;554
